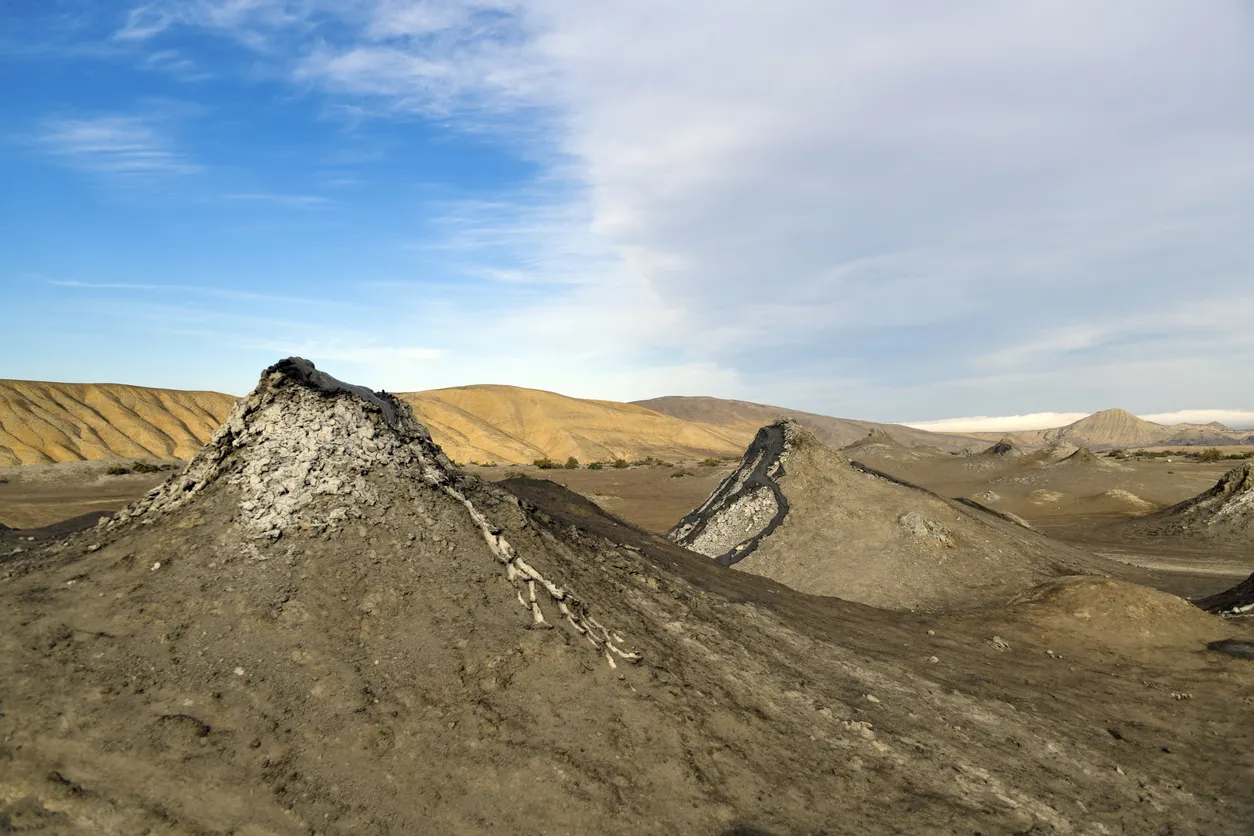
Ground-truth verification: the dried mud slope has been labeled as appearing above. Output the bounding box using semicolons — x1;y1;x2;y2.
1110;462;1254;546
3;361;1254;834
669;420;1125;611
0;379;235;466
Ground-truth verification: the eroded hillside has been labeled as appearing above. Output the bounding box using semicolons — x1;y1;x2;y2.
0;380;236;466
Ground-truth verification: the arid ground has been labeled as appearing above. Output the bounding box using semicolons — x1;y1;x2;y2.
5;448;1247;600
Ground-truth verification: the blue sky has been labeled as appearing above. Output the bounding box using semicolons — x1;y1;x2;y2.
3;1;1253;427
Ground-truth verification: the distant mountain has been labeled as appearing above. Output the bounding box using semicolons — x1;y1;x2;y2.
632;396;986;452
967;408;1254;450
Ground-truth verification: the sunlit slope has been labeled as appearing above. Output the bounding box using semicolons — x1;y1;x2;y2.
0;380;236;466
400;385;750;463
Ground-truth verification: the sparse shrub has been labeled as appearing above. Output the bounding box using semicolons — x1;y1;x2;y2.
480;461;497;467
131;461;162;474
1108;449;1127;460
699;458;719;467
105;464;131;476
612;459;629;469
533;458;557;469
1224;452;1253;460
670;468;693;478
1198;448;1223;463
504;470;527;479
586;462;604;470
0;476;8;484
564;457;580;469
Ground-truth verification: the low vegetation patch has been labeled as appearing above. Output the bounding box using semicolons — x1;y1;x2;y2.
504;470;527;479
611;459;629;469
699;458;720;467
586;462;604;470
670;468;694;478
564;457;580;469
105;464;132;476
533;458;558;470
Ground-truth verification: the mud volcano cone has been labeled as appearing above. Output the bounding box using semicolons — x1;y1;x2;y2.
3;363;1252;834
1113;462;1254;545
669;420;1121;610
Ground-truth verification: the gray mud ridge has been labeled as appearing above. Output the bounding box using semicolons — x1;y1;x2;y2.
669;422;791;566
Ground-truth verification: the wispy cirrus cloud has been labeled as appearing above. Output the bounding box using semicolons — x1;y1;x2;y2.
115;0;305;46
223;192;329;208
34;114;201;179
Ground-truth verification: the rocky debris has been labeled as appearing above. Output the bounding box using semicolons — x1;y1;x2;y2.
668;420;1124;611
898;512;955;548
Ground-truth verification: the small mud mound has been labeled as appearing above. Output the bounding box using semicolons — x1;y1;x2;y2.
1005;577;1230;649
1037;442;1080;462
1111;463;1254;544
669;421;1123;611
839;428;923;462
1029;489;1066;503
985;437;1027;457
1046;447;1121;471
1196;572;1254;616
1073;490;1157;517
973;490;1002;503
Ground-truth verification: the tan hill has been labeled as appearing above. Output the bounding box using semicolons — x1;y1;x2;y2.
970;408;1254;450
0;379;749;467
633;395;985;452
398;385;748;464
0;379;236;466
4;358;1252;833
668;419;1127;611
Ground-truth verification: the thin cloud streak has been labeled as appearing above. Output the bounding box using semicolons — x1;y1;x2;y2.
34;114;201;177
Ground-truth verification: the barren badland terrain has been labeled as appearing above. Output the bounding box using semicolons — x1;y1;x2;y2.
1;361;1252;834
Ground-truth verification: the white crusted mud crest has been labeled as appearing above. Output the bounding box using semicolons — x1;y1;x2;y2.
669;419;799;566
109;357;453;537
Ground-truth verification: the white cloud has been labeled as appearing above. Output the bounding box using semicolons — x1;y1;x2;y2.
1142;410;1254;429
903;413;1091;433
905;409;1254;433
105;0;1254;416
34;115;200;177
